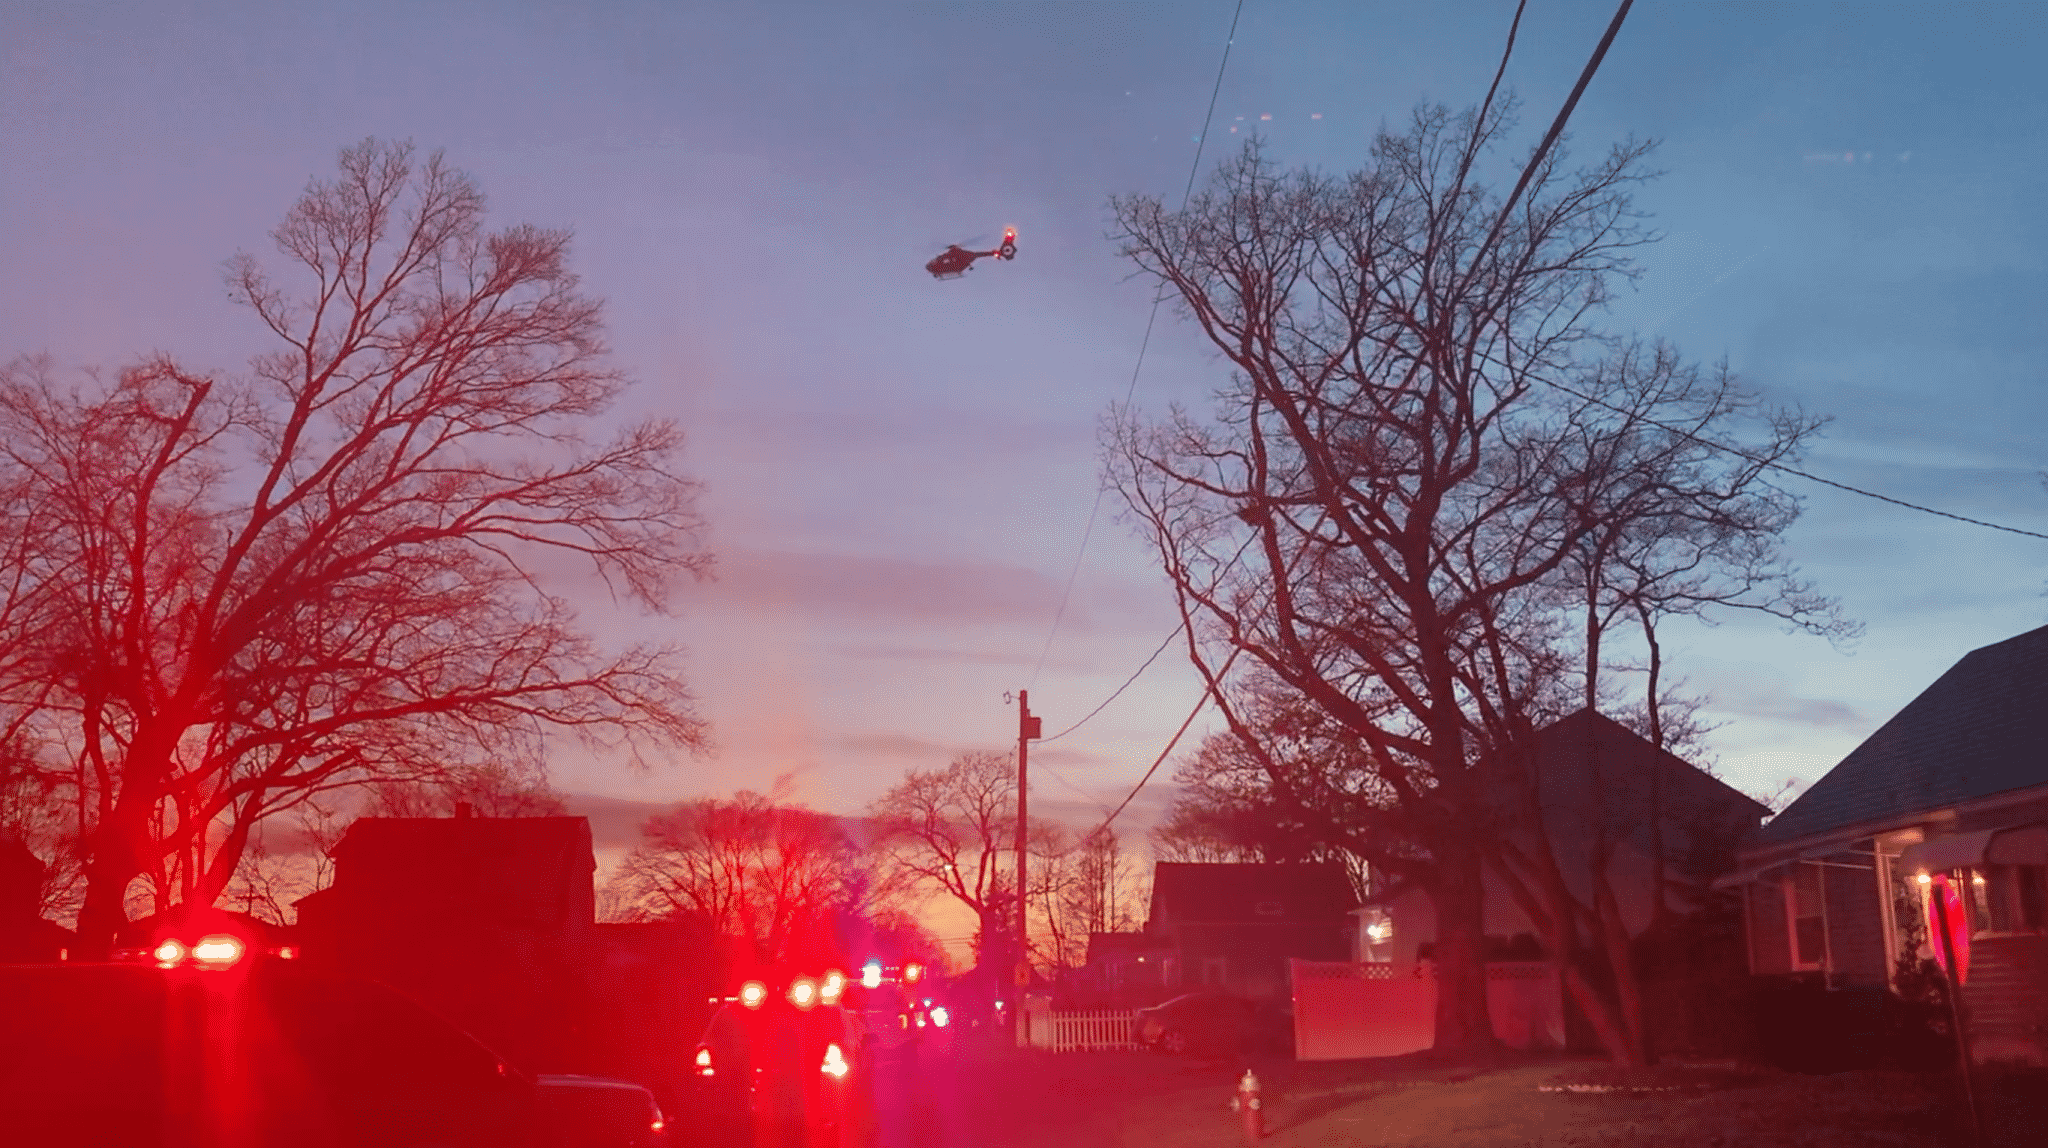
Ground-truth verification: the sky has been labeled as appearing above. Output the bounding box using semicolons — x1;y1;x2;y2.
5;1;2047;881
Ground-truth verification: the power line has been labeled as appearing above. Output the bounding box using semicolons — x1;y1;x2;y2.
1030;0;1248;689
1038;621;1183;744
1537;374;2048;542
1089;683;1212;838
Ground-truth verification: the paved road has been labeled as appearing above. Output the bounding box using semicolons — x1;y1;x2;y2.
863;1033;1268;1148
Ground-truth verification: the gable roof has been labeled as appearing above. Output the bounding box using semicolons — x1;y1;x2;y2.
1530;709;1770;867
327;814;595;924
1752;623;2048;849
1149;862;1358;925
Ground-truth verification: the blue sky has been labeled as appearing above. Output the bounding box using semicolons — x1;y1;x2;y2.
4;1;2046;847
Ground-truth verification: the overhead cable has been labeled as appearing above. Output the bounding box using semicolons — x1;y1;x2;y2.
1029;0;1249;689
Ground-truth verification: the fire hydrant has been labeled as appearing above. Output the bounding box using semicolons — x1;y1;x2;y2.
1229;1068;1264;1142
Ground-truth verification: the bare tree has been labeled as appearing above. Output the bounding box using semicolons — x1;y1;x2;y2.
867;750;1020;973
1037;826;1146;970
1474;343;1850;1063
1154;682;1392;903
1106;111;1830;1064
367;763;569;819
607;792;889;968
0;139;709;954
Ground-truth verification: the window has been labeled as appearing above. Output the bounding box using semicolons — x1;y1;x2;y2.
1785;863;1825;969
1973;864;2048;934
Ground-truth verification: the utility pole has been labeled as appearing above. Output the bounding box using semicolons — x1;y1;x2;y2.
1014;690;1041;1043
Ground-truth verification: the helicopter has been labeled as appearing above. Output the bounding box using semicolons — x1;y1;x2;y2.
925;227;1017;279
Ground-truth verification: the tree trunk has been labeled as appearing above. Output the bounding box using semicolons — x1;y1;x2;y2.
74;850;139;960
1592;864;1652;1064
1430;843;1499;1059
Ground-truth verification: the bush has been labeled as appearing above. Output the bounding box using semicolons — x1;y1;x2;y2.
1735;974;1953;1073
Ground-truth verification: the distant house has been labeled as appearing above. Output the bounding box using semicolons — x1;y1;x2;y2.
1073;929;1174;1004
1717;623;2048;1064
294;808;597;1073
0;837;73;962
1379;709;1768;970
1144;861;1358;1001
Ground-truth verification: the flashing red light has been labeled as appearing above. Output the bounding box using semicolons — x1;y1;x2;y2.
789;978;819;1009
192;934;246;968
903;962;923;983
821;1042;849;1079
693;1047;714;1077
739;981;767;1009
153;939;188;968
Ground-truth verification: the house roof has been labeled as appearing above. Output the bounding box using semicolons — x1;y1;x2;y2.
1530;709;1771;843
1751;623;2048;850
1148;862;1358;925
323;814;595;924
1085;931;1169;964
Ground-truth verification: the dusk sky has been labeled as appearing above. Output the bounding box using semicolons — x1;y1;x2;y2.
6;1;2047;861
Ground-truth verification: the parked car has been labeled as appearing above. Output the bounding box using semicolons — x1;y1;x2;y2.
0;955;542;1147
689;975;875;1148
536;1075;668;1147
1133;991;1258;1056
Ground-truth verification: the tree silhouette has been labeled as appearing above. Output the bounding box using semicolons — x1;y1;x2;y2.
0;139;709;953
1106;111;1832;1063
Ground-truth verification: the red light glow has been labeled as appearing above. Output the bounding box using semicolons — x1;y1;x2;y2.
192;934;245;967
789;978;818;1009
821;1042;849;1078
694;1047;714;1077
153;939;188;968
740;980;767;1009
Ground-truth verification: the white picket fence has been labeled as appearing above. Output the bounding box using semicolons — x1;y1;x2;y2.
1021;1004;1139;1052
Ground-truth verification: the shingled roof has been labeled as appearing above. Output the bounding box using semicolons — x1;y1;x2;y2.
1752;623;2048;848
1148;862;1358;925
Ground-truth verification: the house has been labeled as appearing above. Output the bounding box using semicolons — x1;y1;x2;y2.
293;807;598;1073
1143;861;1358;1001
1069;929;1175;1005
1717;623;2048;1064
1377;709;1769;970
0;837;73;962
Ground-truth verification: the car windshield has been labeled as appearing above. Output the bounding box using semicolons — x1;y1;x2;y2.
7;4;2047;1146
